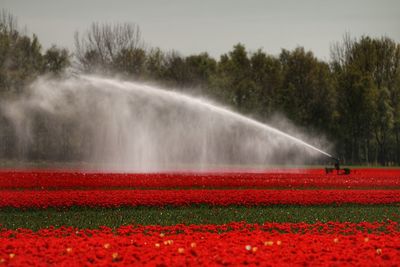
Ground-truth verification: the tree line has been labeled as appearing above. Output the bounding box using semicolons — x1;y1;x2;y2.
1;11;400;165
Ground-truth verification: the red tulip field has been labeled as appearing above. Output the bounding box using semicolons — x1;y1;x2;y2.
1;168;400;266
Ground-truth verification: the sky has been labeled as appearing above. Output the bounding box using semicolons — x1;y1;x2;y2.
1;0;399;61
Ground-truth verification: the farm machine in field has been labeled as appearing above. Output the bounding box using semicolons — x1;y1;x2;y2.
325;157;351;175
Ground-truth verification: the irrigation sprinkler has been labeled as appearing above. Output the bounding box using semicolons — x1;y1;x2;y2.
325;156;351;175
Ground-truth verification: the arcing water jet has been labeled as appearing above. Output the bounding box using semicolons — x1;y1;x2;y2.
1;75;332;171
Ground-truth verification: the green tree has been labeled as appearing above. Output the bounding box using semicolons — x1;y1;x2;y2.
331;35;400;165
0;10;70;160
334;68;376;164
114;48;146;77
185;52;216;89
279;47;336;133
373;87;394;164
250;49;282;117
161;51;190;87
145;47;165;80
43;45;70;75
0;10;70;95
210;44;258;113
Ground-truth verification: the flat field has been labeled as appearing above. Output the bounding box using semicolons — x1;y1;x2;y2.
0;169;399;265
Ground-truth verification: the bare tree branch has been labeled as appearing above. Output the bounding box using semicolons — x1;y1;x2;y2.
74;22;144;72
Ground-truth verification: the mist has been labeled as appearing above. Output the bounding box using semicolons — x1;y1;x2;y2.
0;75;332;172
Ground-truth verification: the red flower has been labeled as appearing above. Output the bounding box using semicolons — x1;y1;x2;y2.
0;222;399;266
1;169;400;189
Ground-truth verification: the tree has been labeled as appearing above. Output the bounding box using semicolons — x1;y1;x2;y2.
373;87;394;165
113;48;146;76
331;35;400;165
145;47;165;80
250;49;282;117
43;45;70;75
0;11;42;95
0;10;71;160
74;22;144;74
392;59;400;164
210;44;258;113
334;68;376;164
279;47;336;134
161;51;191;87
185;52;217;89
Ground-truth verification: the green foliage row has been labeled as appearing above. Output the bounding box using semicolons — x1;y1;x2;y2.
0;205;399;230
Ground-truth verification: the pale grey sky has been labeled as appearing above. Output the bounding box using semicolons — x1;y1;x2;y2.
1;0;399;61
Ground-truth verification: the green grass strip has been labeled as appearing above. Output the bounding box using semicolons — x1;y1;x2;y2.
0;204;399;230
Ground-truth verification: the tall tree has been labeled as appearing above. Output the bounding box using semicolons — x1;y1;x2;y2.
0;10;70;95
0;10;70;160
185;52;217;89
250;49;282;117
279;47;336;134
74;22;144;74
211;44;258;113
334;67;376;164
331;35;400;164
161;51;190;87
43;45;70;75
145;47;165;80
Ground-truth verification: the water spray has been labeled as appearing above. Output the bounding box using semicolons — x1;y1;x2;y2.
2;75;335;172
